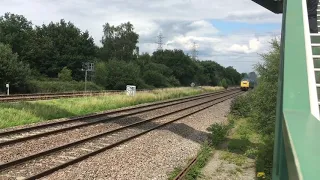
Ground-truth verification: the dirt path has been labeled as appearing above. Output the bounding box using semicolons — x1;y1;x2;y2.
199;150;256;180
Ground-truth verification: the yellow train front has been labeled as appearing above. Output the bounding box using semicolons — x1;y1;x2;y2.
240;80;250;91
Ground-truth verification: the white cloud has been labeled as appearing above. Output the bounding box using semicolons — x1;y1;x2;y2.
186;20;219;37
228;39;261;53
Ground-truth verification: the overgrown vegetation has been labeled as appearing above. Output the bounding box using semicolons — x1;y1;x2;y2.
226;38;280;179
0;43;30;92
168;167;183;180
222;117;261;164
0;86;222;129
27;80;103;93
169;39;279;180
220;78;229;89
0;12;244;93
207;122;231;146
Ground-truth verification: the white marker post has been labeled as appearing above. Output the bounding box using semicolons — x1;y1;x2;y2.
126;85;136;96
6;83;9;95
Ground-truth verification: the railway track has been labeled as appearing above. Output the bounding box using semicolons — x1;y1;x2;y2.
0;90;125;102
0;87;214;102
0;88;242;179
173;154;199;180
0;89;234;145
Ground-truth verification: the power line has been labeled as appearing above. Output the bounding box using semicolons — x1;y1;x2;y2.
156;32;165;51
191;42;198;61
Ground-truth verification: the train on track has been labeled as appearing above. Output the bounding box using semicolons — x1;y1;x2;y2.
240;78;255;91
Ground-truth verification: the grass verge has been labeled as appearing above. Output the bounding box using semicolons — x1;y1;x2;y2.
0;86;222;129
168;115;267;180
220;116;267;179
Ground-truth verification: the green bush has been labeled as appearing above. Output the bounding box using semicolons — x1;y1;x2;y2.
256;135;274;180
207;123;229;146
27;80;104;93
230;94;252;117
250;39;280;134
94;60;147;90
167;76;181;87
58;67;73;81
0;43;30;92
220;78;228;89
227;39;280;179
143;70;169;88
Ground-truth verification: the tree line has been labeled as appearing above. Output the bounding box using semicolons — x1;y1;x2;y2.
0;12;246;93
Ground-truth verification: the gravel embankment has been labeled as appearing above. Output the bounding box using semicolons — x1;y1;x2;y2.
1;99;220;178
43;99;232;180
0;95;218;164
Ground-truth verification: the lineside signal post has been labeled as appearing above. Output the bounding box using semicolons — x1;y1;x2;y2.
81;62;94;92
126;85;136;96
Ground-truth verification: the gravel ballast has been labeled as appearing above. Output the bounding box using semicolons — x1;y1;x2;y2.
43;99;233;180
0;95;219;164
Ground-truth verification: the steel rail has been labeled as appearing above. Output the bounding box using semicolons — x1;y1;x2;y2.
173;155;199;180
0;90;241;177
0;89;235;141
24;90;242;180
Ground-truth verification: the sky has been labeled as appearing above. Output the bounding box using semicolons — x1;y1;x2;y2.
0;0;282;73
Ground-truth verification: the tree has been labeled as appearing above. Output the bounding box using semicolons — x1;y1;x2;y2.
247;38;280;178
94;60;147;90
250;39;280;134
241;73;248;79
220;78;228;89
198;61;225;86
224;66;241;85
143;70;169;88
193;63;210;85
58;67;73;81
0;43;30;92
0;13;33;57
152;49;198;86
100;22;139;61
93;62;108;88
24;19;97;80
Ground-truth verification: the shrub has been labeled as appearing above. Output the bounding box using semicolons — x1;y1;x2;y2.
27;80;104;93
230;94;252;117
227;38;280;179
0;43;30;92
167;76;181;87
256;135;274;180
94;60;146;90
207;123;229;146
143;70;169;88
58;67;73;81
220;78;228;89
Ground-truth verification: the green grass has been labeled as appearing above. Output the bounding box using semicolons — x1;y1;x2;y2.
0;86;222;129
220;151;247;166
167;167;183;180
223;116;268;179
226;117;262;159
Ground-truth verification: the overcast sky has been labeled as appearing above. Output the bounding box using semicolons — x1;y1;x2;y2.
0;0;282;73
